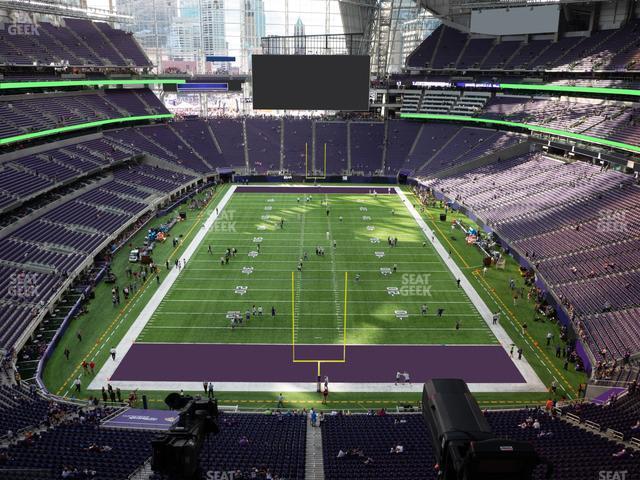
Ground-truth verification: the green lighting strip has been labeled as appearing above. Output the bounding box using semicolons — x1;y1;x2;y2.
399;113;640;155
0;114;174;146
0;79;186;90
500;83;640;97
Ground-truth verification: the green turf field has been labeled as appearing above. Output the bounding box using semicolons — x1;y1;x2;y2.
138;191;497;347
42;185;588;407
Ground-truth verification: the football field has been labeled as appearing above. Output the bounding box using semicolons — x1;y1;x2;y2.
138;188;495;347
91;185;544;393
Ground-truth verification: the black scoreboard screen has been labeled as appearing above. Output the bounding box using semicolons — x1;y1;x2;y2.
252;55;370;111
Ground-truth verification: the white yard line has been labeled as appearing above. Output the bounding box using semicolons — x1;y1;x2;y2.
91;185;545;394
142;326;491;331
176;277;457;282
169;287;468;293
181;269;452;274
293;202;305;344
233;184;395;190
88;185;238;390
150;312;483;317
135;342;498;346
191;252;439;256
186;260;447;264
100;380;539;393
160;299;474;304
394;187;546;391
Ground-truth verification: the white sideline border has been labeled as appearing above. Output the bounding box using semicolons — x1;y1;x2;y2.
94;381;541;393
89;185;238;391
394;187;545;392
90;184;546;393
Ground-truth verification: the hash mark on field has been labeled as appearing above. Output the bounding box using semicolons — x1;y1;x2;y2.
162;299;474;304
293;202;305;343
167;287;470;294
180;275;455;282
326;194;343;337
144;325;491;331
156;311;482;318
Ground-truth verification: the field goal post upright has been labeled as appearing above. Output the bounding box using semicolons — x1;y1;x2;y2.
291;271;348;381
305;142;327;180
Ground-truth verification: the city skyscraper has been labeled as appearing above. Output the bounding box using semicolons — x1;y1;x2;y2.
242;0;266;72
168;0;201;60
200;0;227;57
294;17;305;55
169;17;201;60
116;0;177;51
179;0;200;19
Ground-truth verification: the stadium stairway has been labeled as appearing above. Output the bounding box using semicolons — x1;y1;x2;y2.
311;121;317;175
242;119;251;172
346;122;352;173
94;95;130;118
379;121;389;174
305;416;325;480
205;121;225;159
128;457;154;480
415;125;455;173
138;146;205;178
559;403;640;449
0;175;114;239
0;366;14;386
429;134;530;179
279;118;285;172
134;129;181;162
90;24;128;66
167;124;215;172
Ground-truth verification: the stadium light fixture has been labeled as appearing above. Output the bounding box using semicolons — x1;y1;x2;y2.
0;114;174;146
399;113;640;154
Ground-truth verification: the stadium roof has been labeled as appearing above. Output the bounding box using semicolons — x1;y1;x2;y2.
419;0;612;31
0;0;131;22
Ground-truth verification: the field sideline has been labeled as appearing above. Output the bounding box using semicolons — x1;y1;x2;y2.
44;183;586;408
88;185;544;394
138;188;493;346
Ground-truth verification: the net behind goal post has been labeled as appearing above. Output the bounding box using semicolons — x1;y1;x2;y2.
304;142;328;180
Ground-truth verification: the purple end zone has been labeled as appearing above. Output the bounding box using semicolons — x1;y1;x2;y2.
235;186;394;194
111;344;525;384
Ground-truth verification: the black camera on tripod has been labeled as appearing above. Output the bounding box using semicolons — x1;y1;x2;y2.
422;379;552;480
151;393;220;479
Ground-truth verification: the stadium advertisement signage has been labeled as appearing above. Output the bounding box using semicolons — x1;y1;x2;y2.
205;56;236;63
411;81;452;88
454;82;501;89
178;83;229;92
